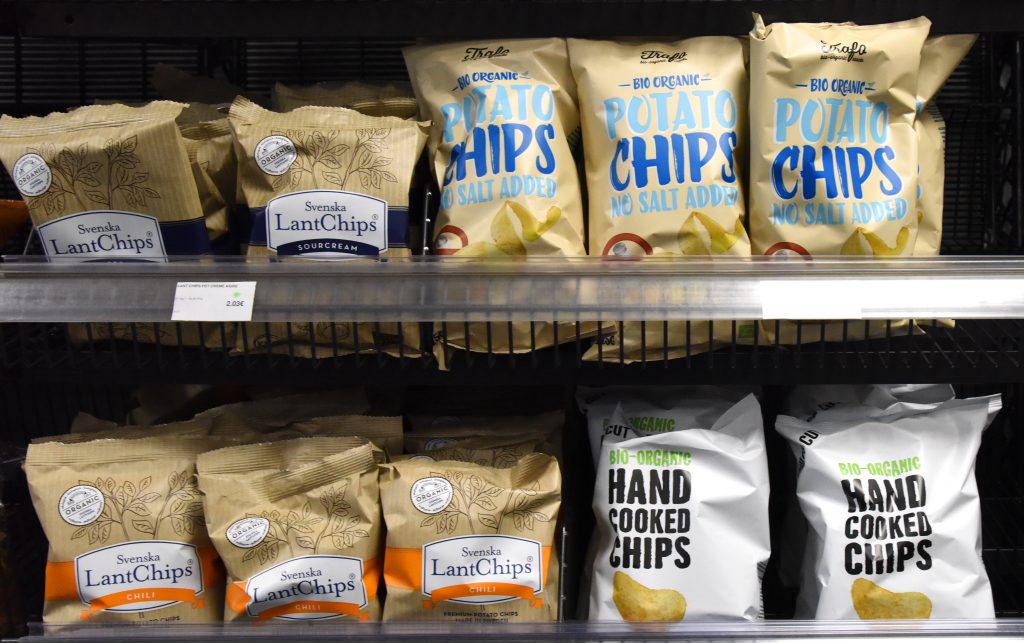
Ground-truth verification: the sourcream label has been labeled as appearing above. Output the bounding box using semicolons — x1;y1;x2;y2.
37;211;166;260
243;555;367;620
421;535;543;606
265;189;388;257
74;540;203;613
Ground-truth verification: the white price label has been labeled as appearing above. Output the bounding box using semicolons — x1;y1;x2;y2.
172;281;257;322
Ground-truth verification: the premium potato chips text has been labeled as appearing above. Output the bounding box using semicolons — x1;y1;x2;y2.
25;436;224;624
197;439;383;622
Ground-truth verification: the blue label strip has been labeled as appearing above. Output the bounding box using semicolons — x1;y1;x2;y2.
159;218;212;255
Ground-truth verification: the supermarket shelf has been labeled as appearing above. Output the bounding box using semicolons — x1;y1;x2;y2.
5;0;1024;38
18;619;1024;642
3;256;1024;323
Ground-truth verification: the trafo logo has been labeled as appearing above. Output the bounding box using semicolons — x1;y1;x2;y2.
820;40;868;63
639;50;688;64
463;46;510;61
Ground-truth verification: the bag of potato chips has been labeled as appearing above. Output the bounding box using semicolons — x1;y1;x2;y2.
0;102;210;258
380;453;561;621
775;393;999;619
568;37;752;362
749;15;930;258
25;436;224;623
405;39;600;362
748;15;931;344
588;395;769;621
230;96;427;357
273;81;419;120
914;35;977;257
179;118;236;248
406;410;563;461
197;439;383;622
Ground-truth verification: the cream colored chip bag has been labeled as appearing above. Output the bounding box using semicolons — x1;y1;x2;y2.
273;81;420;120
569;37;752;362
750;15;931;258
230;97;427;357
198;440;383;622
25;437;224;623
914;35;977;257
195;388;370;434
406;410;564;461
405;39;598;361
380;453;561;621
749;15;930;343
569;37;749;258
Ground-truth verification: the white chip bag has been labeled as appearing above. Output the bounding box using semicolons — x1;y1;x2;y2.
589;394;769;621
775;394;999;619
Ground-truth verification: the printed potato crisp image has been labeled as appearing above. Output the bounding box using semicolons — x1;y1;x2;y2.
612;571;686;622
851;578;932;620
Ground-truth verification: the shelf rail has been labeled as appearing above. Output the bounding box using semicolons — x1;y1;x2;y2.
1;256;1024;323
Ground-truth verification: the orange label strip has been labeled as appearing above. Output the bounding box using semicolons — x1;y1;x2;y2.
423;582;542;609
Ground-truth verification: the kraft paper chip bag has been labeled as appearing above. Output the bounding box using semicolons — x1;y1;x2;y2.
775;393;999;619
588;395;769;621
568;37;752;361
380;453;561;621
230;96;427;357
0;102;210;258
273;81;420;120
197;439;382;622
25;436;224;623
179;117;236;246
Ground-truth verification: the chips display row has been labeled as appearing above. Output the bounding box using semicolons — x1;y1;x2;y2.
578;384;1000;622
23;395;566;624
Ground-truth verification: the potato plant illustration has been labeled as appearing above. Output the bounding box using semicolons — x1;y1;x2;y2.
70;471;202;544
419;469;550;535
270;128;397;193
240;482;368;565
27;136;160;215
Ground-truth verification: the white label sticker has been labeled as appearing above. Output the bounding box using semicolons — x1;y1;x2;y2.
255;135;297;176
37;211;166;261
411;477;453;515
265;189;388;258
760;280;864;320
12;153;52;197
59;485;105;527
244;555;367;620
424;438;457;452
422;535;543;605
226;517;270;549
172;281;257;322
75;541;203;612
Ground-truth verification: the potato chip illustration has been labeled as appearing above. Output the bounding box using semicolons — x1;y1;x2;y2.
840;226;911;257
507;200;561;242
851;578;932;619
679;212;747;256
490;203;528;256
612;571;686;622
